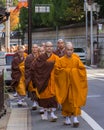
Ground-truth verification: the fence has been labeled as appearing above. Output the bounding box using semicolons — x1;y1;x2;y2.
0;70;6;118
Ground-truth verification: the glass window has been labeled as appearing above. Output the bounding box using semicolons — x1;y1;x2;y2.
74;48;84;52
6;55;14;65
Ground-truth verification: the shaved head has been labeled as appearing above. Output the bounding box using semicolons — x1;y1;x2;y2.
65;42;74;57
32;44;38;48
45;41;53;47
65;42;74;49
45;41;53;55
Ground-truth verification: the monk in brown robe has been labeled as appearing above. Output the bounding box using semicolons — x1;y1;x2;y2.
54;42;88;127
31;41;59;121
38;46;46;55
11;46;27;106
25;44;39;110
53;39;66;57
12;46;28;97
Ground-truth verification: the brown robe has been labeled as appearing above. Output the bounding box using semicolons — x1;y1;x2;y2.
25;53;38;101
31;53;54;94
11;55;24;88
53;47;66;57
31;53;59;108
25;53;37;89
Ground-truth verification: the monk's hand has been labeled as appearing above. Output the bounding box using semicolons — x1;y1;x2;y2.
49;60;55;64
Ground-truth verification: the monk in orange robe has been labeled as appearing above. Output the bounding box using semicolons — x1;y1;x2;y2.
31;42;59;121
11;46;27;106
54;42;88;127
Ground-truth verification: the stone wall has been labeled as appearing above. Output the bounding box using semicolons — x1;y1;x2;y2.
24;24;104;67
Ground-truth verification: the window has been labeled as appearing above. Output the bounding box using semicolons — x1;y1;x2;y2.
5;54;14;65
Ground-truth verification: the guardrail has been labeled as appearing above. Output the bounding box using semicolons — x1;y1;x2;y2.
0;70;6;118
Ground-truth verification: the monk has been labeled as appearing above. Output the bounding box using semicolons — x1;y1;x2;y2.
25;44;39;110
12;45;28;97
54;40;80;110
54;42;88;127
31;41;59;121
11;46;27;106
38;46;45;55
54;39;66;57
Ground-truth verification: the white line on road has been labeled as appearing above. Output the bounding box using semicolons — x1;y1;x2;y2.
81;110;104;130
87;95;102;98
87;75;104;81
88;74;104;77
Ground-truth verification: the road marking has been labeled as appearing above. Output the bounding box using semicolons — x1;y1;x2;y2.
87;95;102;98
87;74;104;81
88;74;104;77
81;110;104;130
88;77;104;81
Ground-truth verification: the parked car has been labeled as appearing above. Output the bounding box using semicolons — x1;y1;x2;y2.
0;51;5;70
4;53;14;86
10;31;22;39
74;47;86;64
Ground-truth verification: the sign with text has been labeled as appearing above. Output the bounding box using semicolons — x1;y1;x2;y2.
35;5;50;13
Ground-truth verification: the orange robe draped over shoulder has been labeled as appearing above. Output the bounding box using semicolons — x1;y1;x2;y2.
16;61;26;96
38;53;59;99
54;54;88;107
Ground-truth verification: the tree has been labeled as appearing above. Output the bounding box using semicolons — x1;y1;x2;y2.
10;10;19;30
0;0;6;7
19;7;28;44
94;0;104;19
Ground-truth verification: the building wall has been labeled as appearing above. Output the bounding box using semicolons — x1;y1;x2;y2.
25;24;104;67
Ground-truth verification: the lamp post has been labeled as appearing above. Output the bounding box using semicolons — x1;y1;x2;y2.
28;3;50;54
86;0;94;65
5;0;12;52
95;4;100;48
28;0;32;54
84;0;88;49
90;2;94;65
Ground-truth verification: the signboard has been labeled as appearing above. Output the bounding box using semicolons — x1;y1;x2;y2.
35;4;50;13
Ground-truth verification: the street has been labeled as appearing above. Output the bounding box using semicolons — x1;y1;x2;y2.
83;68;104;129
6;68;104;130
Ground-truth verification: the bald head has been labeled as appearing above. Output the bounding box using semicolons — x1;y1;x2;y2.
32;44;38;48
65;42;74;49
57;39;65;50
41;42;46;48
45;41;53;47
45;41;53;54
38;46;45;55
32;44;39;54
65;42;74;57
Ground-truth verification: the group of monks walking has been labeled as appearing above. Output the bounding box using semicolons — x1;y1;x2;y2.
11;39;88;128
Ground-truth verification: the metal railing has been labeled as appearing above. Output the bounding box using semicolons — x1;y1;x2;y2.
0;70;6;118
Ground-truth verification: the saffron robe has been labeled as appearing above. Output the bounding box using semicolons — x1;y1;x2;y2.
16;61;26;96
54;54;88;116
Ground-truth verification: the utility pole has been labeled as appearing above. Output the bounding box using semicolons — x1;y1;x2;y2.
95;4;100;48
5;0;11;52
28;0;32;54
84;0;88;49
90;2;94;65
87;0;94;65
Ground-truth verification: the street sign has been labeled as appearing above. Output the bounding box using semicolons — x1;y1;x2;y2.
35;4;50;13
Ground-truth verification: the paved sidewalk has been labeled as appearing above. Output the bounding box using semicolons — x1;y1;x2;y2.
1;89;104;130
